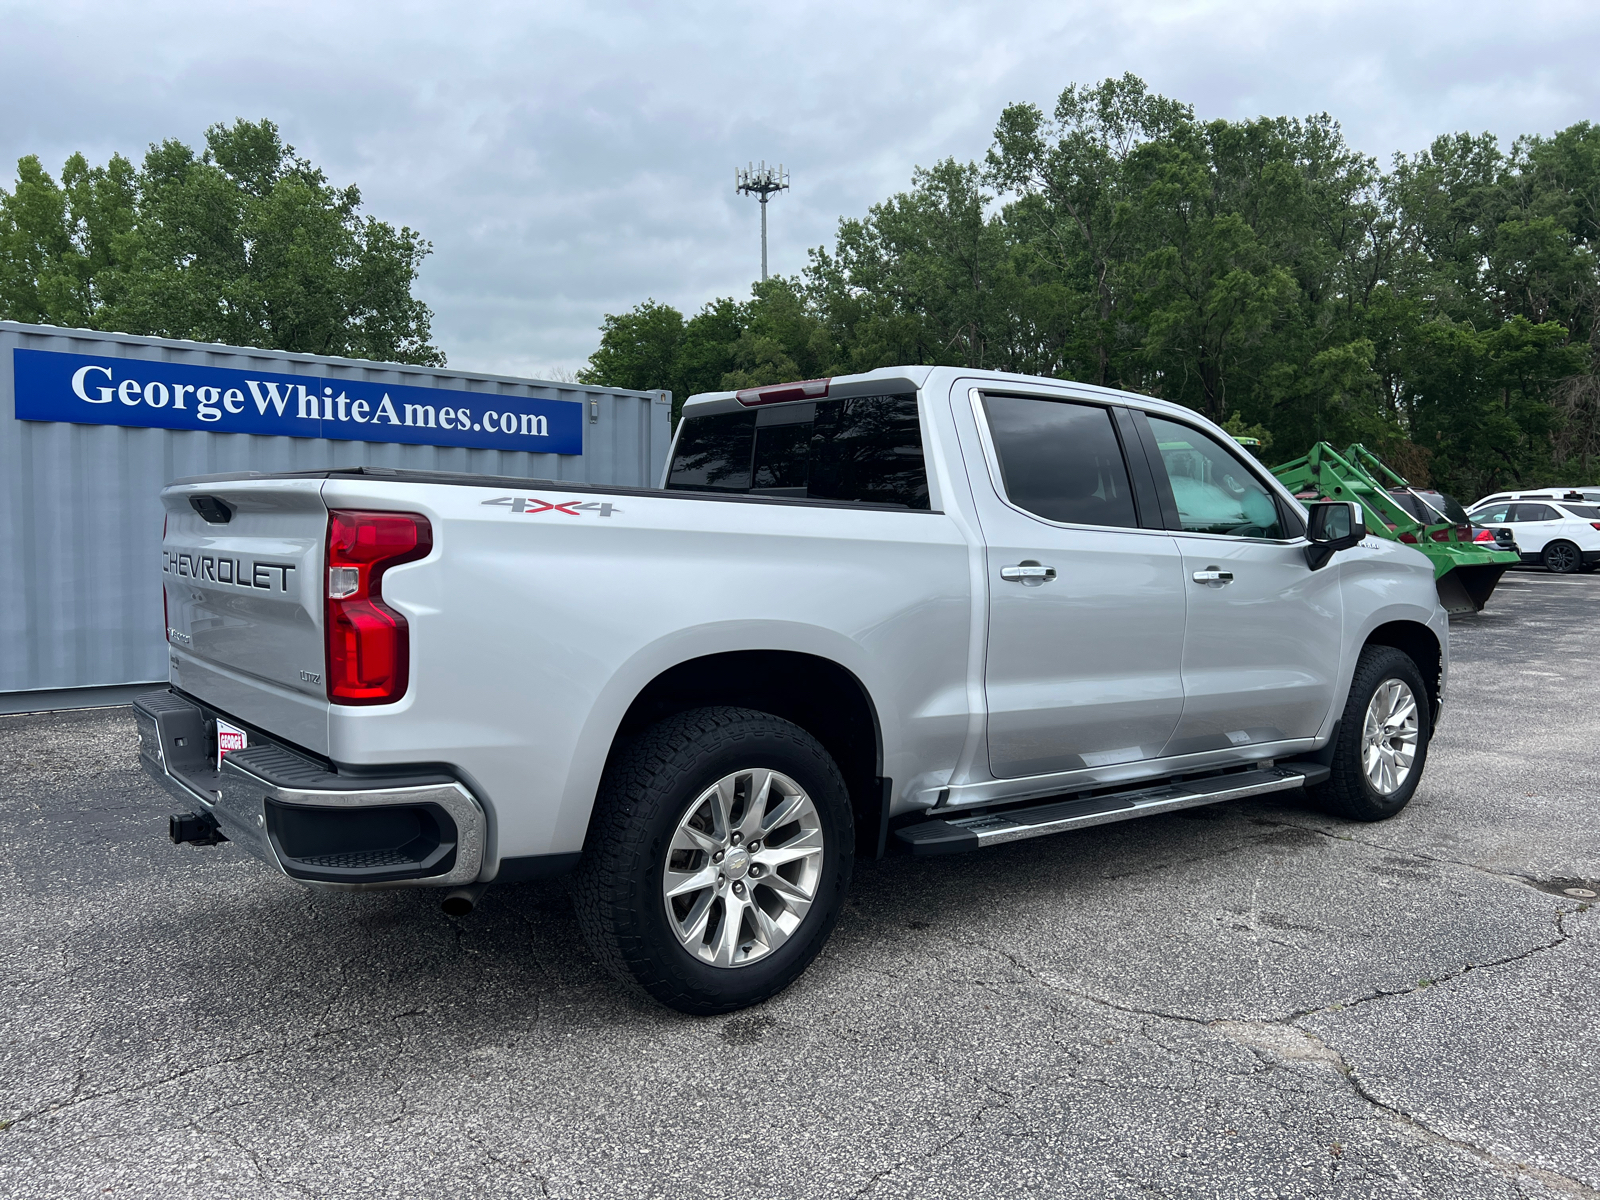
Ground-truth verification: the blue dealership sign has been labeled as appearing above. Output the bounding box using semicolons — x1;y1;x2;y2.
11;348;583;454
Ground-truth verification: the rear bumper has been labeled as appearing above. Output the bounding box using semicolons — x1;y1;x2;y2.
134;689;486;889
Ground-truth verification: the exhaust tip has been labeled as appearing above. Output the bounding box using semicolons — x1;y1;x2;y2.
442;883;488;917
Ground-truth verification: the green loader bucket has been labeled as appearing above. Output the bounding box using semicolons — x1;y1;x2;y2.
1434;562;1510;616
1270;442;1519;615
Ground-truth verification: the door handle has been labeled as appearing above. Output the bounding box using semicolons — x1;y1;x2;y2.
1001;561;1057;586
1192;568;1234;586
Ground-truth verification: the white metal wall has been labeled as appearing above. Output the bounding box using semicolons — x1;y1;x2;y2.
0;321;672;694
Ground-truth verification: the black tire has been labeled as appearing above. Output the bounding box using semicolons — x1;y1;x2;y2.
1543;540;1581;573
1312;645;1432;821
573;706;854;1014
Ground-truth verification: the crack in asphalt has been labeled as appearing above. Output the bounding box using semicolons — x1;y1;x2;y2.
947;856;1591;1199
848;1084;1015;1198
1252;816;1591;901
1277;908;1575;1024
0;1000;452;1135
460;1128;554;1197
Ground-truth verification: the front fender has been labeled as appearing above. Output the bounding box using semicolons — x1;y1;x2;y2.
1317;540;1449;742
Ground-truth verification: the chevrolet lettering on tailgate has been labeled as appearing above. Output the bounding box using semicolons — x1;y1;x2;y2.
162;551;296;591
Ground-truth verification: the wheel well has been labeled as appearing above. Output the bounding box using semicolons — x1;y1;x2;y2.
612;651;885;857
1364;621;1442;720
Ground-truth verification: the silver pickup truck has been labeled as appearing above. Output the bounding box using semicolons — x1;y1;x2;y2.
138;366;1448;1012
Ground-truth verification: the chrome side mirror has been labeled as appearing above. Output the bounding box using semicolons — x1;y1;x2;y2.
1304;501;1365;570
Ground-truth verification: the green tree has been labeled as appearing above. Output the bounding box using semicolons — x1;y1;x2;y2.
986;72;1192;386
583;76;1600;496
577;298;685;392
0;119;442;365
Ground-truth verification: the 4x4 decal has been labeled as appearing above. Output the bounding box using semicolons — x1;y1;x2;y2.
481;496;620;517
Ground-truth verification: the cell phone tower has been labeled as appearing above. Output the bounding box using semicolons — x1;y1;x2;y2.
735;162;790;282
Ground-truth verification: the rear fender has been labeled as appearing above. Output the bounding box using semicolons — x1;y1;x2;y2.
543;621;886;860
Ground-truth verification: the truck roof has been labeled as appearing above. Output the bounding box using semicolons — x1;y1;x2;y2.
680;365;1214;424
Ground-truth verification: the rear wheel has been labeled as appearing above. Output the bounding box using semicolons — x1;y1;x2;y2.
1543;540;1581;573
573;707;853;1014
1313;645;1431;821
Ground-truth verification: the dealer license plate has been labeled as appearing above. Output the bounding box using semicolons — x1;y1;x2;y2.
216;719;248;770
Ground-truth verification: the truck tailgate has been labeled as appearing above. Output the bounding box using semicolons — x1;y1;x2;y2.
161;478;330;754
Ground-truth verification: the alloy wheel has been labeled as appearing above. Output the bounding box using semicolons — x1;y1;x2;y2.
1545;543;1579;573
1362;679;1419;796
661;768;825;968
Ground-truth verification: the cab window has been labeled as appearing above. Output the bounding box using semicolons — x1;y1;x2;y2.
1472;503;1511;523
1144;416;1286;539
980;395;1139;528
666;394;930;509
1510;503;1559;522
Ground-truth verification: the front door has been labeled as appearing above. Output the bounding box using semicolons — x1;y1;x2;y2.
960;388;1189;779
1138;413;1343;754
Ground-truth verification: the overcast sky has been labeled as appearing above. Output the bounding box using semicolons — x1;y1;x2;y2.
3;0;1598;379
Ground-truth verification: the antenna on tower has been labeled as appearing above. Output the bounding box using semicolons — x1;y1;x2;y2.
735;161;790;282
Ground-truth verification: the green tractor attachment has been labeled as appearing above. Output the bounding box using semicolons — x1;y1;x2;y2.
1270;442;1518;615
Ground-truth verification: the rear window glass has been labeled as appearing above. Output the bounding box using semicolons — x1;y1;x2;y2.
1387;492;1428;523
666;394;929;509
980;395;1138;527
1394;489;1470;524
665;410;757;492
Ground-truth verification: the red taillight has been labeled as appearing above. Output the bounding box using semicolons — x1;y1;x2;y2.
1591;522;1600;531
1474;528;1495;542
325;510;432;705
1398;531;1418;544
735;378;830;406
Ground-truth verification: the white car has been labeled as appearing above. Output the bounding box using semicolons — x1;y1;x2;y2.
1472;486;1600;506
1465;498;1600;573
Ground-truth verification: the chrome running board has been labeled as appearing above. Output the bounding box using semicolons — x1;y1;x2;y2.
894;764;1327;856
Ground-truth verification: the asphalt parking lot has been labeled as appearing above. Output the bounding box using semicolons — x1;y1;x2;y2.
2;569;1597;1200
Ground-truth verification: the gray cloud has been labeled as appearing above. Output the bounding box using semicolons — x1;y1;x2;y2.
3;0;1597;377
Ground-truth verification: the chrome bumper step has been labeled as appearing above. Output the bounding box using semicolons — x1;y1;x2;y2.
894;764;1328;856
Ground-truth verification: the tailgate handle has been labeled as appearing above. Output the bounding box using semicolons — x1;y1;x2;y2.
189;495;233;524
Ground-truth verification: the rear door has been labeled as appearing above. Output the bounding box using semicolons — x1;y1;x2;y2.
161;478;331;753
1136;412;1342;754
960;387;1188;779
1505;502;1561;556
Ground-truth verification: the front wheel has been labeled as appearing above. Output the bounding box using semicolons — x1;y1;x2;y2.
573;707;853;1014
1312;646;1432;821
1543;540;1581;573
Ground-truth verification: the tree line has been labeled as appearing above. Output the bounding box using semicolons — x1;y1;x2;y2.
580;75;1600;498
0;119;443;365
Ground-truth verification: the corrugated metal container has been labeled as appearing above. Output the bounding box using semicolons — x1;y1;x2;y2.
1;320;672;699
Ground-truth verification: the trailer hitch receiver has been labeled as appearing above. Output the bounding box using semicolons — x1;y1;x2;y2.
169;811;229;846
